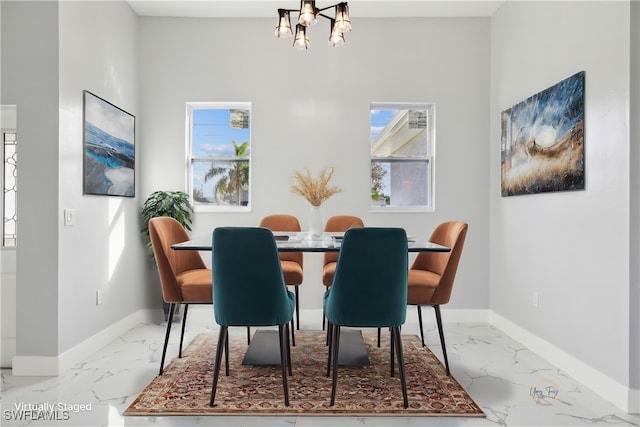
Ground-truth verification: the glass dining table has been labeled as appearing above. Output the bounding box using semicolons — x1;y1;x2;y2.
172;230;450;366
171;231;451;253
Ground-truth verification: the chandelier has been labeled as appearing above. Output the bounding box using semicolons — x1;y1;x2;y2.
275;1;352;49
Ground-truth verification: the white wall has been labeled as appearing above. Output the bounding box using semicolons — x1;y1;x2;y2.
58;2;149;354
1;0;60;359
630;0;640;397
1;1;150;373
490;0;632;396
139;17;491;312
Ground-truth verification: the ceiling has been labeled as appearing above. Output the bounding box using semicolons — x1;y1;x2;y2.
126;0;505;18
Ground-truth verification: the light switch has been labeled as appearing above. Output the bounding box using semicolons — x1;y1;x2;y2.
64;209;76;226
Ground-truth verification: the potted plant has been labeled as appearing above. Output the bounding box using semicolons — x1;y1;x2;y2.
141;190;194;321
141;190;194;266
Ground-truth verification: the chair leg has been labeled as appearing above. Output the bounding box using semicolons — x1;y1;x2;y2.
295;285;300;330
247;326;251;345
329;325;341;406
325;317;331;346
392;326;409;409
286;322;293;376
209;326;228;407
390;327;395;377
291;319;296;347
159;303;176;375
433;305;450;376
278;324;290;406
322;286;329;331
417;305;425;347
225;330;230;376
178;304;189;358
377;327;381;348
326;322;333;377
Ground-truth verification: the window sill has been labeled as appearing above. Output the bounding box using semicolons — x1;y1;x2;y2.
369;206;435;213
194;205;252;214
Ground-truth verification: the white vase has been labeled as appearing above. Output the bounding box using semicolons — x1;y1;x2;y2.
309;205;323;239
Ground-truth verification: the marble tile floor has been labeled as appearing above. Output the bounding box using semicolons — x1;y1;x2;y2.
1;307;638;427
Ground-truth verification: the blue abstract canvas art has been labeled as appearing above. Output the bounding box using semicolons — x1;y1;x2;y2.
501;71;585;196
83;91;135;197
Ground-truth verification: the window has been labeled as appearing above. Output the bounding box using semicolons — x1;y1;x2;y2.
187;103;251;211
3;130;17;246
370;103;435;211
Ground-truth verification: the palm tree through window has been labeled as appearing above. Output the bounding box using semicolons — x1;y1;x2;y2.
187;103;251;210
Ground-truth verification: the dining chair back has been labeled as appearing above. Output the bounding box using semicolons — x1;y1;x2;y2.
210;226;295;407
323;227;409;408
148;216;212;375
259;214;303;333
321;215;364;330
408;221;468;375
322;215;364;287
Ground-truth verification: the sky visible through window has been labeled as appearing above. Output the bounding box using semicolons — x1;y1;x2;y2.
370;109;396;146
192;109;250;157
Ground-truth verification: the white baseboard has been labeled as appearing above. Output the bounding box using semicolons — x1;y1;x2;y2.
629;388;640;414
11;309;158;376
1;337;16;369
491;312;635;413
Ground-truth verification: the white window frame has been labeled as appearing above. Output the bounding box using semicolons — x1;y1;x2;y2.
3;129;17;247
369;102;435;212
186;102;252;213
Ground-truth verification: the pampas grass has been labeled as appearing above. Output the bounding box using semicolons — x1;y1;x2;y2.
291;166;342;206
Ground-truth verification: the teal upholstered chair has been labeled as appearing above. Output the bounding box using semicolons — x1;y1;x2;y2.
209;227;296;407
324;227;409;408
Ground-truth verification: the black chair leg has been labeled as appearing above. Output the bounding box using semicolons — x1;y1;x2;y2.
329;325;341;406
209;326;228;407
417;305;425;347
178;304;189;358
295;286;300;330
326;322;333;376
377;327;381;347
291;319;296;347
325;317;331;346
390;326;395;377
392;326;409;408
247;326;251;345
322;286;329;331
286;323;293;376
433;305;450;375
224;331;230;376
159;303;176;375
278;324;290;406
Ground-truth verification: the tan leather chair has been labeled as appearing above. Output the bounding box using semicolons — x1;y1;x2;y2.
321;215;364;330
148;216;213;375
259;215;303;332
408;221;468;375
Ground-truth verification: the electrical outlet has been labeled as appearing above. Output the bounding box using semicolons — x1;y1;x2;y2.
96;290;103;306
532;291;539;308
64;209;76;226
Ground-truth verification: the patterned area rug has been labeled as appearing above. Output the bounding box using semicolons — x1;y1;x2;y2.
124;330;484;417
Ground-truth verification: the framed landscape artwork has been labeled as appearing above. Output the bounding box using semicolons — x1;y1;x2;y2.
501;71;585;196
83;90;135;197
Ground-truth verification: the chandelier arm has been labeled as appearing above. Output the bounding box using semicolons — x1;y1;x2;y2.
317;12;334;20
316;3;342;13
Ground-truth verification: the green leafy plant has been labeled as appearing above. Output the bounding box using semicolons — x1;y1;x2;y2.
141;190;194;265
